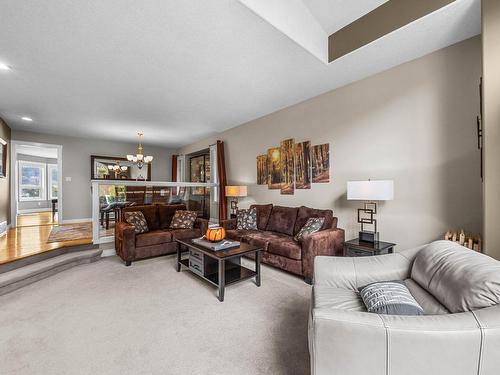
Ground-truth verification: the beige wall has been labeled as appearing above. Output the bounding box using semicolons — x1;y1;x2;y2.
179;37;482;251
0;118;11;226
11;130;175;221
482;0;500;259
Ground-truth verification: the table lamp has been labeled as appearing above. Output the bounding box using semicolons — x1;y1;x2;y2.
347;180;394;243
225;185;248;217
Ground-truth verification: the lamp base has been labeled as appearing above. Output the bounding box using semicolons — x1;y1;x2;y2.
359;231;379;243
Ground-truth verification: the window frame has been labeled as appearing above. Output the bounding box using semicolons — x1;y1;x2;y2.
18;160;47;202
47;163;58;200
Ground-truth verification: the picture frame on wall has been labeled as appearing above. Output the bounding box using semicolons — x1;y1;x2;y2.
280;138;294;195
0;138;7;178
295;141;311;189
256;154;268;185
267;147;281;189
312;143;330;183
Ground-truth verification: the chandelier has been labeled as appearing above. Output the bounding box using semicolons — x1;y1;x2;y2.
127;133;153;169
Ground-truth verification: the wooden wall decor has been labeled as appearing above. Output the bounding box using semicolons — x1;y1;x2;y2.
311;143;330;183
256;155;268;185
280;139;295;195
267;147;281;190
295;141;311;189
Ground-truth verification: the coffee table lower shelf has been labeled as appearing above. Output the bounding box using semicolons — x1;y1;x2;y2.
178;258;257;287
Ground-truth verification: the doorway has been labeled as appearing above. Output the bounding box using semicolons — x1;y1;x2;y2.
10;141;63;228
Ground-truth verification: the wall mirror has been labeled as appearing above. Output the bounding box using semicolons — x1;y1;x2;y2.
91;155;151;181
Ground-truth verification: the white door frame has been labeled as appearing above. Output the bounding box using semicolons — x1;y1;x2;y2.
10;140;63;228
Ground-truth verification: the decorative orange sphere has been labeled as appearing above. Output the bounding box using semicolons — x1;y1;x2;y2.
206;227;226;242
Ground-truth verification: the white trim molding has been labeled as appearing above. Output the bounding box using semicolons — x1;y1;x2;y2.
62;218;92;224
17;208;52;214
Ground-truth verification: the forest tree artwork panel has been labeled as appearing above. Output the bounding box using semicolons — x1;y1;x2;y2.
311;143;330;183
295;141;311;189
280;138;294;195
267;147;281;189
256;154;268;185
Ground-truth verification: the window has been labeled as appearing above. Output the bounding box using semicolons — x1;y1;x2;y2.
19;161;46;201
48;164;58;200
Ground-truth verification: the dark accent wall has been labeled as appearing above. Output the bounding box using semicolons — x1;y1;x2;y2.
0;118;11;225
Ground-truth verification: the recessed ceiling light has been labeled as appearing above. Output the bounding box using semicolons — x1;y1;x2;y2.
0;62;11;71
21;117;33;122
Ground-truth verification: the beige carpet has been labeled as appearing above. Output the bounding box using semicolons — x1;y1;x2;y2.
0;255;311;375
47;223;92;243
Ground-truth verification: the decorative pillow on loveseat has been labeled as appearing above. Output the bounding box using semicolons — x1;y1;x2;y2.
237;208;258;230
294;217;325;242
124;211;149;234
359;280;424;316
170;210;197;229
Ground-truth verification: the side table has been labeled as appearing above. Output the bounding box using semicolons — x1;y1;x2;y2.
343;238;396;257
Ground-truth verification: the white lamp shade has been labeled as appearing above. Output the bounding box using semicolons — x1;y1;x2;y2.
225;185;248;197
126;155;134;161
347;180;394;201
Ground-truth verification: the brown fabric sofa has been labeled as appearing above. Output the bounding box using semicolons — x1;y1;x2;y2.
115;204;208;266
221;204;344;283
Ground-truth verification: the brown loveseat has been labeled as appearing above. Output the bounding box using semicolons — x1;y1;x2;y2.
115;204;208;266
221;204;344;283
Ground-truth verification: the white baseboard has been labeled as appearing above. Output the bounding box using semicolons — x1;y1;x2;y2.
101;249;117;257
18;208;52;214
62;218;92;224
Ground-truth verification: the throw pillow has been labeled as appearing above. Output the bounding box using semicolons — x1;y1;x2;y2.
294;217;325;242
237;208;258;230
359;280;424;316
124;211;149;234
170;210;197;229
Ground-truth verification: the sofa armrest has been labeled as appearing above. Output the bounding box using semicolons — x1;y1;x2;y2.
313;245;425;289
309;307;482;375
195;218;209;236
221;218;237;230
115;221;136;262
301;228;345;280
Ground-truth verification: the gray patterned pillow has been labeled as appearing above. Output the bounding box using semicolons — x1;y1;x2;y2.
294;217;325;242
170;210;197;229
359;280;424;316
237;208;258;230
124;211;149;234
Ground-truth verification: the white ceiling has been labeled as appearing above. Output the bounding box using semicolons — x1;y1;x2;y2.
0;0;480;149
302;0;388;34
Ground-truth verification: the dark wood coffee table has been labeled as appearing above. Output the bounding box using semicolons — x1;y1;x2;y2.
175;238;262;302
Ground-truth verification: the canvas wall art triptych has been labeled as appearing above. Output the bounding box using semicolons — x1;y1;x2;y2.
256;138;330;195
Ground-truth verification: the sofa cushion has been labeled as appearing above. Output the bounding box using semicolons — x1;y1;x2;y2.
170;210;197;229
266;206;298;236
294;206;334;235
250;204;273;230
123;205;159;231
313;286;366;312
158;204;187;229
411;240;500;313
359;280;424;316
294;217;325;242
236;208;258;230
124;211;149;234
225;229;259;241
404;279;449;315
248;231;301;260
170;228;201;240
135;230;172;247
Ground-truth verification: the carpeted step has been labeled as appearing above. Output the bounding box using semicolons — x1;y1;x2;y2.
0;249;102;296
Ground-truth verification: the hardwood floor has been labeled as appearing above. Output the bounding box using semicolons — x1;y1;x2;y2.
17;211;57;227
0;213;93;265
